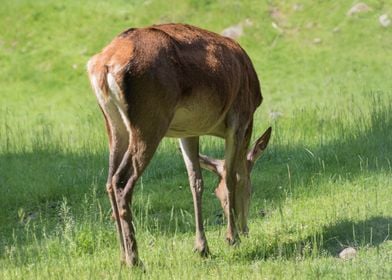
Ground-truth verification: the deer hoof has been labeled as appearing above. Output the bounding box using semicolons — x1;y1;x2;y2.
226;235;240;246
193;244;210;258
193;237;210;257
122;257;145;271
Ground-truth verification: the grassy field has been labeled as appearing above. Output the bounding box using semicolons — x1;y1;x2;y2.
1;0;391;279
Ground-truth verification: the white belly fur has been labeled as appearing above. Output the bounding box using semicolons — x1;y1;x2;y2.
166;100;227;138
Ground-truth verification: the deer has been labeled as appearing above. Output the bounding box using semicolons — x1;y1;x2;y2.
87;23;272;267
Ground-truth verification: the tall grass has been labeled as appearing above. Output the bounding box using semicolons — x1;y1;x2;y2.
1;0;392;279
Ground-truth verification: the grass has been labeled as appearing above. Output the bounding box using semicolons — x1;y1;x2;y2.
1;0;392;279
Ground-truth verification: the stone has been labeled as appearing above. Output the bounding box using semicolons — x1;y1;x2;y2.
221;19;253;40
269;111;283;120
347;3;370;16
293;3;303;12
379;14;391;27
221;24;243;39
338;247;357;260
313;38;322;44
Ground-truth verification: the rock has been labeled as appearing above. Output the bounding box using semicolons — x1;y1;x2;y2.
338;247;357;260
313;38;322;44
221;24;243;39
347;3;370;16
221;19;253;40
269;111;283;120
293;3;303;12
379;14;391;27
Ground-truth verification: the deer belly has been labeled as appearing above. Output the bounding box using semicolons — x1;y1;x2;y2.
166;107;226;138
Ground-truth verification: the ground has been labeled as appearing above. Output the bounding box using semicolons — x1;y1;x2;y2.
0;0;391;279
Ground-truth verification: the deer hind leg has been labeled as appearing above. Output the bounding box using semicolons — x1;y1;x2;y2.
179;137;210;257
111;92;175;266
111;124;168;267
89;73;129;261
101;107;129;261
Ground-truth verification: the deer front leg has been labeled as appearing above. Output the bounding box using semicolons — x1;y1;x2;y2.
224;128;246;245
179;137;210;257
224;120;253;245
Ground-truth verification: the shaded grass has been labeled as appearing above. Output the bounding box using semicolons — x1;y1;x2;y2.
1;96;391;279
1;0;392;279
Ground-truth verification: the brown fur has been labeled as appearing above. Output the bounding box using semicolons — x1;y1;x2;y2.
87;23;267;267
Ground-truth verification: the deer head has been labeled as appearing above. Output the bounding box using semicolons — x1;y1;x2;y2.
199;127;272;234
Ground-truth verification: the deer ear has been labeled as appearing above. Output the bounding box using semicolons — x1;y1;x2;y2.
199;154;225;176
247;127;272;163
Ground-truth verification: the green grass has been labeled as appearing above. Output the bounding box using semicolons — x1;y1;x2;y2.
1;0;392;279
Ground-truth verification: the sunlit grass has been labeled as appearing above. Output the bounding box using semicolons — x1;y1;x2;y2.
1;0;391;279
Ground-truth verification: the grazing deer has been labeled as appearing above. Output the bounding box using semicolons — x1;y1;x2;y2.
87;23;271;267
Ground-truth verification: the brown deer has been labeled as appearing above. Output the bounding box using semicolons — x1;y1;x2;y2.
87;23;271;267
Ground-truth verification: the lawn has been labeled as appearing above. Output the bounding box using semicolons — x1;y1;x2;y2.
0;0;391;279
